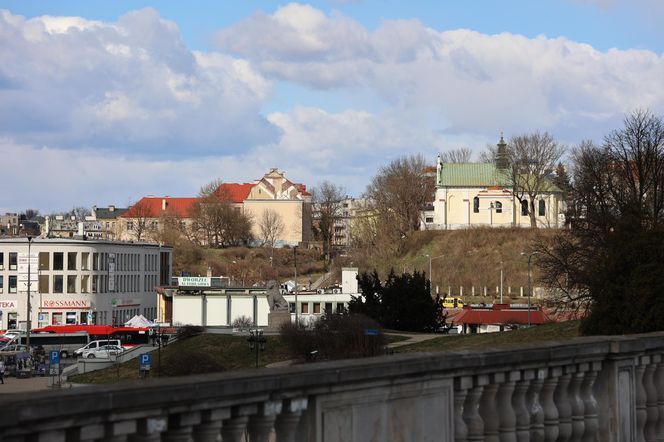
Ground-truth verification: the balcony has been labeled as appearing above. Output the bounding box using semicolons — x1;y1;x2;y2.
1;331;663;441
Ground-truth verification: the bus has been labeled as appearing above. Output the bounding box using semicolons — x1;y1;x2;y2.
32;325;150;348
16;332;90;359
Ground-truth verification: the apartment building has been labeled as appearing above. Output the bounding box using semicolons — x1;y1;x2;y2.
0;238;172;330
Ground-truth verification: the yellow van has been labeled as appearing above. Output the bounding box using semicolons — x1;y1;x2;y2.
442;297;464;309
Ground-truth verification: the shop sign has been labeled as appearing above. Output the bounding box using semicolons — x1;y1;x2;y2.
179;277;210;287
42;300;90;309
0;300;18;310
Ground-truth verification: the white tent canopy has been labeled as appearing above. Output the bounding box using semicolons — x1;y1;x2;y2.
124;314;155;328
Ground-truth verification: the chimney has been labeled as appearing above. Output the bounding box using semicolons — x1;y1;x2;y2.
108;205;115;212
78;222;84;236
162;199;167;211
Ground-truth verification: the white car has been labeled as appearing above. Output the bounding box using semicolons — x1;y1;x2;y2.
82;345;125;359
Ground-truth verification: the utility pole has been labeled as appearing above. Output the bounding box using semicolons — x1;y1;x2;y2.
26;236;32;347
500;261;504;304
293;246;298;325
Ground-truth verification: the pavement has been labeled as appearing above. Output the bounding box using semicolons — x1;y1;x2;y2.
385;332;440;349
0;375;61;394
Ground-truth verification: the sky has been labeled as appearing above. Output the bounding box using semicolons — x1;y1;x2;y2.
1;0;664;213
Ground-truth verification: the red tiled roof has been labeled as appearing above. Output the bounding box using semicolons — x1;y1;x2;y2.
453;307;547;326
216;183;254;203
121;197;198;218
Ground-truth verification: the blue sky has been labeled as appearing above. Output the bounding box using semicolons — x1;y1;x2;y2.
1;1;664;212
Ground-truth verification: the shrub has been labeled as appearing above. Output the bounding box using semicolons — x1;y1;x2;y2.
232;316;254;331
280;313;386;362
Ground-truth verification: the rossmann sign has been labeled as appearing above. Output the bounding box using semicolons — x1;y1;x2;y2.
41;300;90;309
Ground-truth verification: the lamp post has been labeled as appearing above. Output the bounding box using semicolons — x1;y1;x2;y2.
500;261;504;304
247;329;266;368
521;251;539;326
293;246;298;325
26;236;33;347
424;254;445;296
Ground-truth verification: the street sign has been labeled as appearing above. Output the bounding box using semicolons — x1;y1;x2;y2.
364;329;379;336
140;353;151;371
49;350;60;365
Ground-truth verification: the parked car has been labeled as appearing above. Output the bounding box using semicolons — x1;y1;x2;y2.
74;339;122;358
0;344;29;355
82;345;125;359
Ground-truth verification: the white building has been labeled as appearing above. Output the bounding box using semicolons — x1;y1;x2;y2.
0;238;172;330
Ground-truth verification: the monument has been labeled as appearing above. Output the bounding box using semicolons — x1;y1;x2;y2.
266;280;291;331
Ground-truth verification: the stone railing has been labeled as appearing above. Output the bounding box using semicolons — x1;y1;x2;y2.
2;332;664;442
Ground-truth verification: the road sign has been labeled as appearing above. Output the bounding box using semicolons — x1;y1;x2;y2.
49;350;60;365
140;353;151;371
364;329;379;336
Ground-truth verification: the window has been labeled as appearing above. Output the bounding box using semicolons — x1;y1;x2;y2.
9;275;17;293
93;253;98;270
8;313;17;329
325;302;333;314
0;252;3;269
81;252;89;270
473;197;480;213
67;275;77;293
53;275;63;293
301;303;309;314
92;275;98;293
425;217;434;223
53;252;64;271
9;252;17;270
0;275;3;293
539;199;546;216
67;252;77;270
127;221;134;231
313;303;321;314
289;303;296;314
39;252;50;270
495;201;503;214
521;200;529;216
52;312;63;325
39;274;49;293
66;312;77;324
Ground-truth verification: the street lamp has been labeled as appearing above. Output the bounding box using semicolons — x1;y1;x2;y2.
521;251;539;326
26;236;33;347
424;254;445;296
247;329;266;368
293;246;298;325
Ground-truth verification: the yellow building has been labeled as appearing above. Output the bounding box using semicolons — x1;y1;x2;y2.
424;138;564;230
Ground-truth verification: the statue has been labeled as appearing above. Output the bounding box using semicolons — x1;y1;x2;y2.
266;280;289;312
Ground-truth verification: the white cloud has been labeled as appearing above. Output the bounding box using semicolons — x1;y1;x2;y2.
215;4;664;140
0;8;277;156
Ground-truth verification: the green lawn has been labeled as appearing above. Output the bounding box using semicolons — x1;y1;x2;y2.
394;320;581;353
71;322;580;384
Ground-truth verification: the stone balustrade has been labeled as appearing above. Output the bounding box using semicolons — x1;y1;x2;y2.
2;332;664;441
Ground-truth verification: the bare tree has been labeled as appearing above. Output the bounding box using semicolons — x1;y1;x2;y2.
440;147;472;163
364;154;434;239
69;206;91;221
125;199;154;241
312;181;347;262
478;142;498;163
507;132;565;227
258;209;284;263
22;209;40;220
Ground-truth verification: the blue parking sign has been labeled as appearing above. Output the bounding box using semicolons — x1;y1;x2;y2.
49;350;60;364
140;353;151;370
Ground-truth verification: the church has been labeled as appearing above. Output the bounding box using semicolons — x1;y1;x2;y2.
422;137;565;230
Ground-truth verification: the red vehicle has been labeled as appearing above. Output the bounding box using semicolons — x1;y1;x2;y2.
31;325;150;347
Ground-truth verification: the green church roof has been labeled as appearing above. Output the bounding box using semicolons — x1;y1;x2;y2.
438;163;511;187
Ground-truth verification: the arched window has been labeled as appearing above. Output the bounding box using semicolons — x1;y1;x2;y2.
521;200;529;216
473;197;480;213
495;201;502;213
539;199;546;216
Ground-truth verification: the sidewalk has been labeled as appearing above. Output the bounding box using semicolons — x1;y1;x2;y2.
385;332;439;349
0;375;57;394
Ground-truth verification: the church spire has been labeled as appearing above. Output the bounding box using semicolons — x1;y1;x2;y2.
495;132;508;170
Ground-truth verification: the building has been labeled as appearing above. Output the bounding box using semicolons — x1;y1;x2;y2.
423;136;564;230
0;238;172;330
119;169;312;247
0;213;20;236
90;205;128;240
452;303;546;334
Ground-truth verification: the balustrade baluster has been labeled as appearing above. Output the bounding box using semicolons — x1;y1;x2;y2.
100;420;136;442
465;374;489;442
513;370;532;442
654;356;664;442
497;371;519;442
163;412;201;442
274;398;308;442
636;357;649;442
129;417;167;442
480;373;502;442
580;361;600;442
644;357;659;442
554;368;573;442
193;409;230;442
222;404;257;442
527;369;546;442
247;400;282;442
455;376;473;442
568;364;587;442
542;366;562;442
